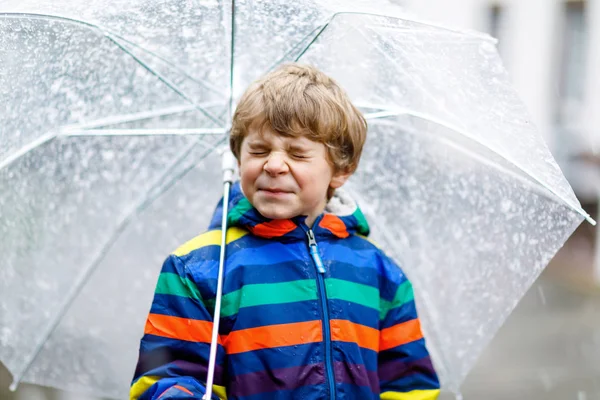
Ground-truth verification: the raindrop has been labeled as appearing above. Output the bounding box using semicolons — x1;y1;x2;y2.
537;285;547;306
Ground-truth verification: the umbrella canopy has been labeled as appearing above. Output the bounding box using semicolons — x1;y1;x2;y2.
0;0;592;398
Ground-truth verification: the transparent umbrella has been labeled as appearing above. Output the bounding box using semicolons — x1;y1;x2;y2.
0;0;593;398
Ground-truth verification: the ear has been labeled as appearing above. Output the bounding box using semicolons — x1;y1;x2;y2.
330;170;352;189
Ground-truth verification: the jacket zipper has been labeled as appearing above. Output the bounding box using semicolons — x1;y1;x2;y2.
306;228;335;399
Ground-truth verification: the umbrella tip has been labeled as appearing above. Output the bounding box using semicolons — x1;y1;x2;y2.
9;380;19;392
585;214;597;226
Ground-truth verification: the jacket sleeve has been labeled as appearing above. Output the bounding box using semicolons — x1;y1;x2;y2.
130;254;227;400
378;257;440;400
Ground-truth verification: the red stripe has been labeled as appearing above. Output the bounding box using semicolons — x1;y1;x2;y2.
330;319;379;352
249;219;297;238
319;214;349;238
224;320;322;354
380;318;423;351
144;313;222;344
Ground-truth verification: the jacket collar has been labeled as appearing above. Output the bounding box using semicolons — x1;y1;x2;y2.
209;182;370;241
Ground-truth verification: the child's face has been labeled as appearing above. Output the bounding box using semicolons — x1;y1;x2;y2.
239;126;349;226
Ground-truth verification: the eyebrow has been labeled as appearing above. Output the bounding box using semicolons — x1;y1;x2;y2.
288;145;310;153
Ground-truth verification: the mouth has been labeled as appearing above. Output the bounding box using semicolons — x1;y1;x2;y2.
258;188;292;196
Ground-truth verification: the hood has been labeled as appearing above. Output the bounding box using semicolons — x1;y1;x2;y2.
208;182;370;241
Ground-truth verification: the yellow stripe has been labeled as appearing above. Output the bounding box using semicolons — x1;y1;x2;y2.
130;376;227;400
173;227;248;256
213;384;228;399
130;375;160;400
356;233;381;248
381;389;441;400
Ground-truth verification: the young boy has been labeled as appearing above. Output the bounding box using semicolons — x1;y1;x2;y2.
130;64;440;399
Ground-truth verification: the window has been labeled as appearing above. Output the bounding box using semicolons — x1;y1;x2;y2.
487;4;506;55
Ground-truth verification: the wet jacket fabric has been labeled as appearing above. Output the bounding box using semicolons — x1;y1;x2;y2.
131;183;440;399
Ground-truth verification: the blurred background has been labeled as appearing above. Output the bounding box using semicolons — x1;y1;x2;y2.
1;0;599;399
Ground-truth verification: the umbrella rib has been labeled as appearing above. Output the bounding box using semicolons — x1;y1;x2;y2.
8;136;226;391
0;13;225;126
0;132;57;172
227;0;236;123
104;32;224;126
289;9;495;64
60;102;220;132
102;31;225;97
264;25;325;72
369;111;595;225
62;128;227;137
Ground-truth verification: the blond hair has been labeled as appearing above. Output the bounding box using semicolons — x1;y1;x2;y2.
230;63;367;177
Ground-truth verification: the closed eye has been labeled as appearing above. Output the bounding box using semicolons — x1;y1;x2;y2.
291;153;309;159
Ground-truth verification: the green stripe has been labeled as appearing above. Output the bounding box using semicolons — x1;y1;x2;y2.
155;272;203;302
227;198;254;226
208;280;318;317
380;280;414;320
325;278;379;310
352;207;370;236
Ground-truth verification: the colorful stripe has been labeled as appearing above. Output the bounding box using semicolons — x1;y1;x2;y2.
380;319;423;351
155;272;203;301
224;320;322;354
229;364;325;398
330;319;379;352
319;214;349;238
163;385;193;397
380;389;441;400
380;280;414;320
351;207;370;236
215;280;317;317
249;219;297;238
130;375;160;400
333;361;378;391
173;227;248;257
379;357;437;383
144;313;219;344
325;278;379;310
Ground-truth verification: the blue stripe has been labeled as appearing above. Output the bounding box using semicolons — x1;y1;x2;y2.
380;369;441;391
332;341;378;371
150;294;211;321
328;299;379;330
228;342;321;376
222;300;321;331
336;382;378;399
236;383;326;400
135;335;225;379
221;260;315;295
380;300;419;328
327;261;380;289
226;241;309;271
379;338;432;363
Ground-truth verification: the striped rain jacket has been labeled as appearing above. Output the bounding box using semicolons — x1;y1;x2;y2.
131;183;440;399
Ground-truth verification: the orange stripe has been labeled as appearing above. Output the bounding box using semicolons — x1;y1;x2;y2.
250;219;297;238
380;319;423;351
224;320;322;354
330;319;379;352
157;384;194;399
319;214;349;238
144;313;221;344
173;385;193;396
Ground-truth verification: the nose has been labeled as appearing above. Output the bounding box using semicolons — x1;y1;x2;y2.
263;152;289;176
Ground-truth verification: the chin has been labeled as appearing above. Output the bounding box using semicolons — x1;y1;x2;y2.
255;205;297;221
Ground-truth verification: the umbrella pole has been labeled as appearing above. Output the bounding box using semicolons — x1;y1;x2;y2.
204;150;236;400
